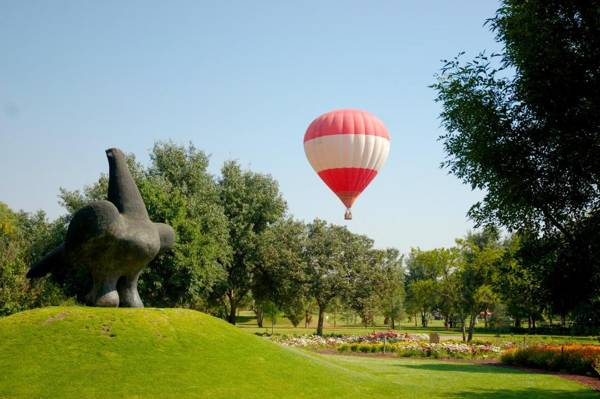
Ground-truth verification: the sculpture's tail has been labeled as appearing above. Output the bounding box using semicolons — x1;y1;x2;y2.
26;244;66;278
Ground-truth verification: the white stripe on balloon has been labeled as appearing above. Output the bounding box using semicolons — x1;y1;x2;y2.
304;134;390;173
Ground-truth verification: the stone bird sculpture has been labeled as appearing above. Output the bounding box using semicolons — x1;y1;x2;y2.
27;148;175;307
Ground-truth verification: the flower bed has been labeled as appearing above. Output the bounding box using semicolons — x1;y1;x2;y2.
271;335;349;348
501;344;600;377
270;331;429;349
355;331;430;343
270;331;501;359
337;341;501;359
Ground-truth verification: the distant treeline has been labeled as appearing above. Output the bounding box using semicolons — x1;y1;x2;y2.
1;142;599;339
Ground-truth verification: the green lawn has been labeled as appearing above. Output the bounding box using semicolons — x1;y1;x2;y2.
325;355;599;398
237;310;599;345
0;306;597;398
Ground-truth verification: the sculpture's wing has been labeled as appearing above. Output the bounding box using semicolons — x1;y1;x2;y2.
26;243;66;278
155;223;175;253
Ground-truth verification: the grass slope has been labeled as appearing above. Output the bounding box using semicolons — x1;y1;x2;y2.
0;307;596;399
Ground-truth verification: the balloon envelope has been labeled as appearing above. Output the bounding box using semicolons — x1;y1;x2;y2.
303;109;390;216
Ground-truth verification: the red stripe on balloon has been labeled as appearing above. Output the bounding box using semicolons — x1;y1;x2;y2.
304;109;390;142
317;168;378;208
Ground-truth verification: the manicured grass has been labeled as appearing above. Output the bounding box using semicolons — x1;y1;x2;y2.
326;355;599;398
0;307;597;398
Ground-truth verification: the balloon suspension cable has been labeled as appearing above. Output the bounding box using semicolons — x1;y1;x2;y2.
344;208;352;220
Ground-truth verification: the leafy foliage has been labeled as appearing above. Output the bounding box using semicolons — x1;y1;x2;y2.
256;218;307;327
217;160;287;323
0;203;67;315
432;0;600;327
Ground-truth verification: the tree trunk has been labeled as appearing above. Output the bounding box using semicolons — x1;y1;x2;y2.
256;306;264;328
384;316;390;325
483;310;488;329
271;309;275;335
467;313;477;342
304;310;311;328
461;317;467;342
515;317;521;328
226;290;237;325
316;304;326;336
421;311;428;327
391;317;396;330
414;314;418;327
228;303;237;324
333;307;337;328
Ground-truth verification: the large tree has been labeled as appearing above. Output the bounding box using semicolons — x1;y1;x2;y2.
0;203;66;316
304;219;351;336
255;218;308;327
405;247;457;327
218;161;286;324
432;0;600;323
343;237;382;327
494;232;548;330
375;249;405;330
455;228;504;342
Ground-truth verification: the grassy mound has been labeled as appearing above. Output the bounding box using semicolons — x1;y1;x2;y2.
0;307;597;398
0;307;395;398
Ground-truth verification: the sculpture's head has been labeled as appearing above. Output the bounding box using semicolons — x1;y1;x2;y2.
105;148;128;171
106;147;125;160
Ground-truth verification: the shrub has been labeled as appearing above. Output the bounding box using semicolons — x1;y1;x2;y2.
398;349;423;358
500;344;600;376
337;344;350;353
359;345;371;353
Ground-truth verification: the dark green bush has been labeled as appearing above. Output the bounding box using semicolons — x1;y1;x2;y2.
501;345;600;376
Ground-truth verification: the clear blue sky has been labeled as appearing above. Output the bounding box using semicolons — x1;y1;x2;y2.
0;1;501;252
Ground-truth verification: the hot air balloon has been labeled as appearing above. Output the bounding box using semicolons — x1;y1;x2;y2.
303;109;391;220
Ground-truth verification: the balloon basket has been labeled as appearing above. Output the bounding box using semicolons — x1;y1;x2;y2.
344;209;352;220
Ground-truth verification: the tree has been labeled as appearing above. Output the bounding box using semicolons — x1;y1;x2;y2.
494;232;547;330
255;218;307;328
432;0;600;324
218;161;286;324
377;249;405;330
0;203;67;316
405;248;445;283
342;234;380;327
304;220;350;336
405;247;457;327
455;228;504;342
407;279;438;328
473;285;498;330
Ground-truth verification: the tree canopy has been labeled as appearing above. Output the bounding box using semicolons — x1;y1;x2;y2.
432;0;600;327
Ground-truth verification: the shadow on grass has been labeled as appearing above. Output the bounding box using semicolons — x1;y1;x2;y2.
447;388;597;399
398;363;522;375
234;315;255;323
